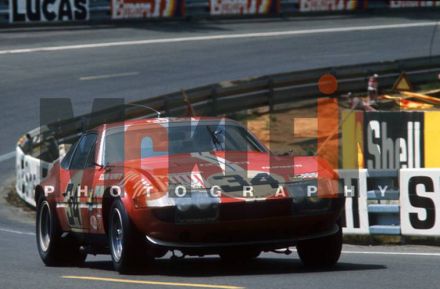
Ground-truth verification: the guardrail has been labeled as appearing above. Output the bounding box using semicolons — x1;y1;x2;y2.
340;169;400;236
22;55;440;147
15;55;440;236
1;0;439;25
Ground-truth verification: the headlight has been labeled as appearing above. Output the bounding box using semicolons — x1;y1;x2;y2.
174;189;219;211
174;189;220;224
286;179;318;203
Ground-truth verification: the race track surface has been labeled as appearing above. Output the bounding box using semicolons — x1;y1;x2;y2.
1;216;440;289
1;10;440;289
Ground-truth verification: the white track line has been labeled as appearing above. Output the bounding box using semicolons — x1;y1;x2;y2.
341;250;440;257
79;71;139;81
290;247;440;257
0;151;15;163
0;22;436;55
0;227;35;236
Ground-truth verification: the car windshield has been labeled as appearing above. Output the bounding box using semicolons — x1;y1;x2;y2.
104;123;266;164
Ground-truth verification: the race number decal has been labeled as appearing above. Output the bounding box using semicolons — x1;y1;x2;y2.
400;169;440;236
63;183;82;227
62;171;85;228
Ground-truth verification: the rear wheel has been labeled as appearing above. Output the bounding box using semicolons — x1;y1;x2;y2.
296;227;342;268
109;200;150;273
36;196;86;266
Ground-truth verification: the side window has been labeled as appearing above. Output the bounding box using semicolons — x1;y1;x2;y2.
70;134;97;170
85;143;97;168
141;137;167;158
60;139;79;170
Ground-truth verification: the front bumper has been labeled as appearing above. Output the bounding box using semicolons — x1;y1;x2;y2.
145;223;340;250
130;197;344;249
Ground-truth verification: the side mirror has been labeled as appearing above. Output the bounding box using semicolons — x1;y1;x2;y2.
94;162;105;170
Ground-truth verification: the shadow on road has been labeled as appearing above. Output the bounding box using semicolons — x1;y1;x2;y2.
83;256;386;277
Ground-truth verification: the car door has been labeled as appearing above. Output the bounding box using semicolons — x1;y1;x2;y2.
62;133;97;232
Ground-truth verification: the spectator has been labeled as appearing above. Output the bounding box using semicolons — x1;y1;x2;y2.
367;74;379;104
22;134;33;154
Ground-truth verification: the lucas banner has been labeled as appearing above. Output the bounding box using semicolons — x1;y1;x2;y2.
299;0;368;12
9;0;88;23
112;0;184;19
209;0;279;16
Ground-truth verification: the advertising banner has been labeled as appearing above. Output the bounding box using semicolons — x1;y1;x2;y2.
9;0;88;23
112;0;184;19
209;0;279;16
389;1;440;8
423;111;440;168
363;112;424;170
343;111;440;170
299;0;367;12
340;169;370;235
400;169;440;236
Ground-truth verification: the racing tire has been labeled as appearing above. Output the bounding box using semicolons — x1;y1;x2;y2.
108;199;149;274
296;226;342;269
36;196;86;266
219;249;261;263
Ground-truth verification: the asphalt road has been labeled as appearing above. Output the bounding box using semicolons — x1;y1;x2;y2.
1;10;440;289
1;207;440;289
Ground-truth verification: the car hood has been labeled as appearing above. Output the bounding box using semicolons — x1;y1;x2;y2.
115;151;337;201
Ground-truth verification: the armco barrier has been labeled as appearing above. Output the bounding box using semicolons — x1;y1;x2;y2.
15;55;440;236
2;0;440;25
340;169;400;235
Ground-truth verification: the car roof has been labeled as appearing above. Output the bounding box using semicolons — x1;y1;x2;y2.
95;117;241;133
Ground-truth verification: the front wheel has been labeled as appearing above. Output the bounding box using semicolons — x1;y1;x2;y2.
109;200;149;273
296;227;342;268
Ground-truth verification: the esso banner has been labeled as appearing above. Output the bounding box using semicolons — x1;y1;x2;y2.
112;0;184;19
400;169;440;236
390;1;440;8
9;0;88;22
209;0;279;16
299;0;367;12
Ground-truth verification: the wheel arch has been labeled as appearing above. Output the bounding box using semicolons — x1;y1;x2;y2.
34;185;45;204
102;187;118;235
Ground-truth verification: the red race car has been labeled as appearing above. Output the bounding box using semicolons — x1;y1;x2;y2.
35;117;344;273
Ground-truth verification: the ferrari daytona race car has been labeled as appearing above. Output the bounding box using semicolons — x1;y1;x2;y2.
35;117;344;273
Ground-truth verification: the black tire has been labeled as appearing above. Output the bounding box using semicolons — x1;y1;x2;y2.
108;199;149;273
296;227;342;268
36;196;86;266
219;249;261;263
